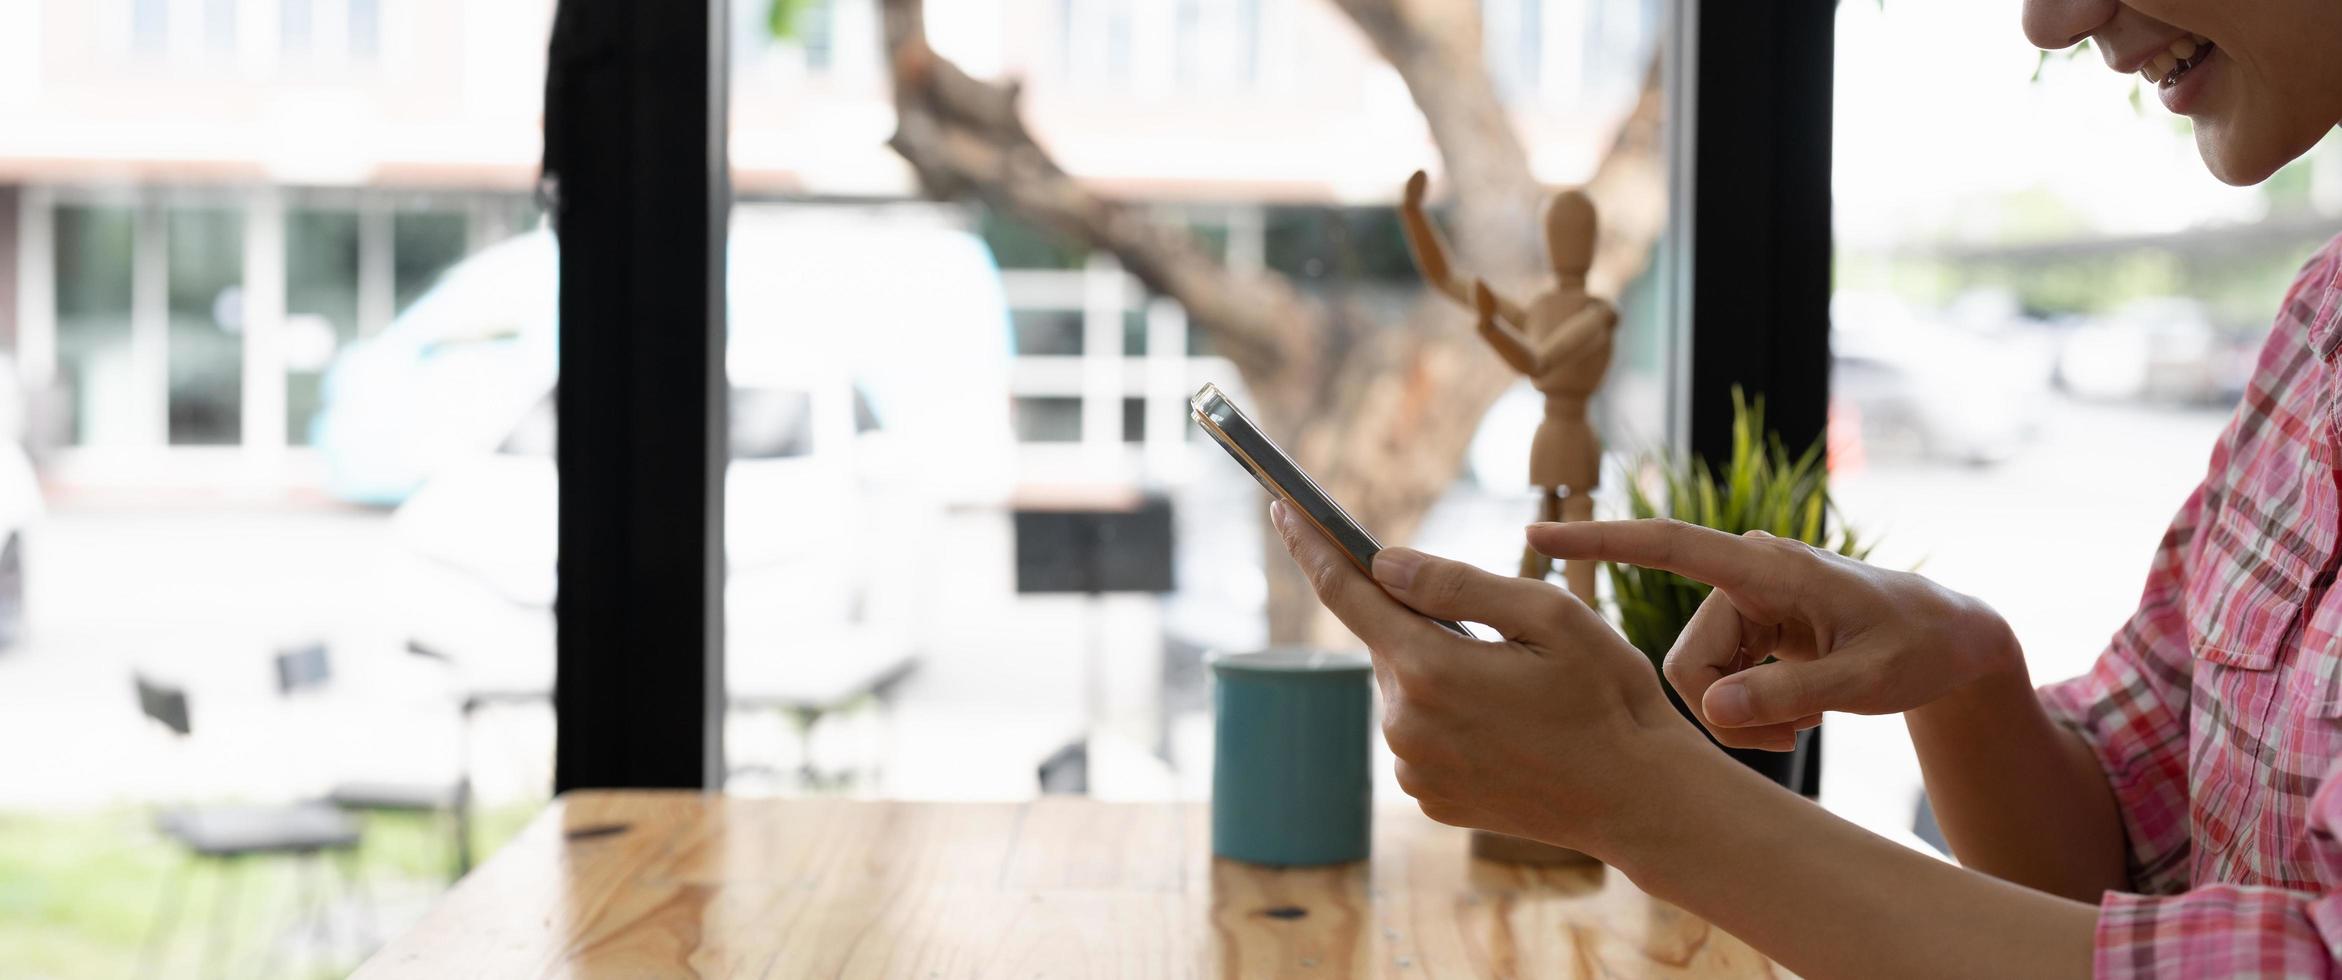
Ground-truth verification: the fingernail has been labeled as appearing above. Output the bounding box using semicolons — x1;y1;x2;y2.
1707;682;1752;726
1373;548;1423;590
1270;499;1292;529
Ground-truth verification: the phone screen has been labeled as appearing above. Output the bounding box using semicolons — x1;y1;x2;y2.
1189;383;1472;637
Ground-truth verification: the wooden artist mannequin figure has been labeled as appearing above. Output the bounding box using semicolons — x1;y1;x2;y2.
1399;171;1616;603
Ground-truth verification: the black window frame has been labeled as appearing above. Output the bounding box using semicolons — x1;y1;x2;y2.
1666;0;1836;796
543;0;729;791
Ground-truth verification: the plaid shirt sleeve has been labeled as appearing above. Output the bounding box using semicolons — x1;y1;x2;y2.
2039;487;2204;896
2090;886;2342;978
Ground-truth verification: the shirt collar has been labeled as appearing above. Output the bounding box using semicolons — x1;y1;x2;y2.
2307;236;2342;363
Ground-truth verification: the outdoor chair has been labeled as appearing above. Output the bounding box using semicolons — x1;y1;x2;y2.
274;642;475;878
133;674;366;980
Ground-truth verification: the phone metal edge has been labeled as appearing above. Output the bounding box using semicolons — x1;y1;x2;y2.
1189;383;1472;638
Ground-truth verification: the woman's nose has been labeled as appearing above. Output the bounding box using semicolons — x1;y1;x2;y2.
2021;0;2119;50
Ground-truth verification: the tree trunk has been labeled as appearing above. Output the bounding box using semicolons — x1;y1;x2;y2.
877;0;1669;645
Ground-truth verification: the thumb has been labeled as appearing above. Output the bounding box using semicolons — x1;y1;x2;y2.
1702;655;1866;728
1371;546;1604;642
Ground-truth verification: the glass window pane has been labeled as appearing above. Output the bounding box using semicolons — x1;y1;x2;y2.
349;0;381;58
1011;395;1083;442
205;0;237;56
1010;309;1082;356
281;0;313;53
979;209;1084;271
1120;396;1144;443
165;207;241;446
132;0;168;56
56;207;133;320
1120;308;1145;356
392;211;468;314
800;0;835;70
54;206;135;446
286;209;360;445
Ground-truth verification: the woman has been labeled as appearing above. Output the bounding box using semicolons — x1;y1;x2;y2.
1277;1;2342;976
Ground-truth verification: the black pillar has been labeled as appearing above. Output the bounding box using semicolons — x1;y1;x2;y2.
1675;0;1836;798
1682;0;1835;463
543;0;729;791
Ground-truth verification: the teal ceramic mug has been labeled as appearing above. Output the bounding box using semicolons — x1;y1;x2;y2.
1208;648;1373;866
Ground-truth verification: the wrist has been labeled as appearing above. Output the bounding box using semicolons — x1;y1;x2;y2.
1912;613;2034;729
1584;729;1780;885
1929;602;2029;705
1964;606;2028;684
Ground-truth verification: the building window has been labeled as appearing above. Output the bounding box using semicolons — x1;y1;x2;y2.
1172;0;1259;90
164;208;245;446
349;0;380;57
1011;396;1084;442
1120;397;1146;443
281;0;313;54
1580;0;1661;104
204;0;238;55
1481;0;1543;101
131;0;169;56
1059;0;1134;86
800;0;837;71
391;212;468;314
54;207;137;446
1010;309;1084;357
286;209;361;445
281;0;383;62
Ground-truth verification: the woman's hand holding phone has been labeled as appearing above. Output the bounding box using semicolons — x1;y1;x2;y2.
1270;500;1727;864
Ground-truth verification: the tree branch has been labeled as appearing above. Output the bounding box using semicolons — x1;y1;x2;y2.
1326;0;1541;266
880;0;1320;384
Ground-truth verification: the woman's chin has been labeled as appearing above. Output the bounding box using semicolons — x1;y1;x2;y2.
2195;127;2289;187
2194;118;2328;187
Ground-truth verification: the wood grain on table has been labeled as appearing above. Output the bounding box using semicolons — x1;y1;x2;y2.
353;790;1787;979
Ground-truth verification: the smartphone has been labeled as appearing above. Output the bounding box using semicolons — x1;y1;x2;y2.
1189;382;1472;637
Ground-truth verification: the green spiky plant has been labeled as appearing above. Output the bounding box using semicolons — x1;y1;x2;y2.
1606;389;1874;669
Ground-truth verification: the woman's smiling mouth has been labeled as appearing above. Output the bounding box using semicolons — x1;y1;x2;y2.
2142;34;2215;89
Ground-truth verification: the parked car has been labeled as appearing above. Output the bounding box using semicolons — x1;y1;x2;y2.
2054;298;2250;406
1831;291;2051;465
313;213;1016;508
0;355;41;651
323;211;1017;690
311;230;557;507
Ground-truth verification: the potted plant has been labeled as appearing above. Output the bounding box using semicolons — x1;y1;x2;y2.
1605;390;1871;793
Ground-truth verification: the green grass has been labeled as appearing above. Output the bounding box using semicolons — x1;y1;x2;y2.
0;802;542;979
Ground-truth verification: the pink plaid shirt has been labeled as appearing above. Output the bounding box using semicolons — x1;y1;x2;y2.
2040;234;2342;978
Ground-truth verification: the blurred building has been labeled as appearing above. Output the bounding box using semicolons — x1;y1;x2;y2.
0;0;1660;493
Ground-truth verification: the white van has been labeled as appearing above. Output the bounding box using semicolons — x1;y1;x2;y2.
317;209;1017;702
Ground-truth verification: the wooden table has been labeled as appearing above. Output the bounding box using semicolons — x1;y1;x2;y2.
354;791;1787;978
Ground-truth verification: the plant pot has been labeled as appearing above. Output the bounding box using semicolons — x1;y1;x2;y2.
1663;683;1819;796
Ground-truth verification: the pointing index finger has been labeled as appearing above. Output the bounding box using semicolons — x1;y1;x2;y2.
1526;519;1768;591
